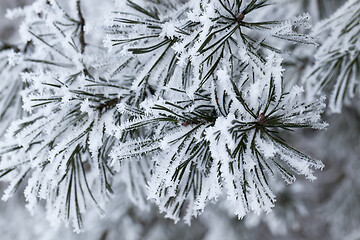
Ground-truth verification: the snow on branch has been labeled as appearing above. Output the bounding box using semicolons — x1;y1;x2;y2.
110;53;327;223
0;0;328;231
305;0;360;113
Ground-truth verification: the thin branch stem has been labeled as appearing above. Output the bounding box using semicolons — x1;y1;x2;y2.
76;0;86;54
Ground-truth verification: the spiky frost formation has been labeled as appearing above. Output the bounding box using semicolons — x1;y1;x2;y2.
0;43;29;136
111;54;327;223
105;0;317;99
305;0;360;113
0;0;327;231
0;0;137;231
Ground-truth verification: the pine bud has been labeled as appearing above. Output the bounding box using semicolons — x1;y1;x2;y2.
237;13;245;23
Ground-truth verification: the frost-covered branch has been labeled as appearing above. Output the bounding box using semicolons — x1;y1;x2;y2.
0;0;329;232
111;54;327;223
305;0;360;113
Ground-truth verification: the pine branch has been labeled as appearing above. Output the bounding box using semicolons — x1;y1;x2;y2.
111;55;327;222
105;0;317;98
305;0;360;113
0;0;331;232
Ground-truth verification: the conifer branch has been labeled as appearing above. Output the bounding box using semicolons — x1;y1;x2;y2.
0;0;334;233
